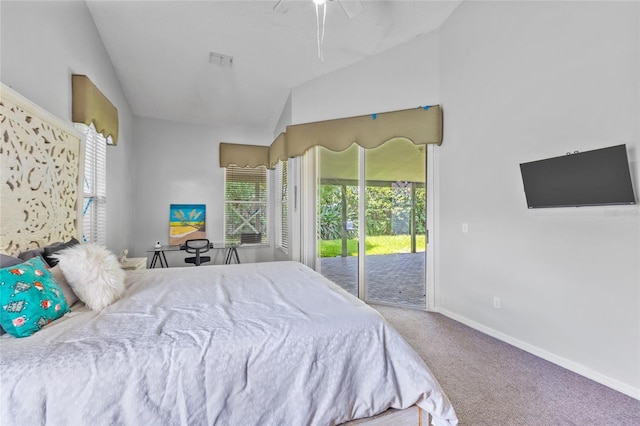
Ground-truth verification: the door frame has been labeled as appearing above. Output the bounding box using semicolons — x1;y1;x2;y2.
426;144;436;311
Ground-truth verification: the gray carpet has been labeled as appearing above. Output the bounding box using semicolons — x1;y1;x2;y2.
371;305;640;426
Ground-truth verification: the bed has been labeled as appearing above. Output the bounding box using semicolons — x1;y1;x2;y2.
0;260;457;425
0;83;457;425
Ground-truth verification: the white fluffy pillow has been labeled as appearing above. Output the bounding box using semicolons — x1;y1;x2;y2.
55;243;126;311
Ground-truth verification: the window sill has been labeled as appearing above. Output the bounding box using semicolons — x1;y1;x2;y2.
239;243;270;249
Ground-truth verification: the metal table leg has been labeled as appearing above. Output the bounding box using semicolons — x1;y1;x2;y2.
150;250;168;268
224;247;240;264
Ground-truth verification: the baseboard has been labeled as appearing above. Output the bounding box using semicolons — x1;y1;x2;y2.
438;308;640;401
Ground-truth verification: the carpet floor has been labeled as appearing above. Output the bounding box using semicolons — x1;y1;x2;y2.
367;304;640;426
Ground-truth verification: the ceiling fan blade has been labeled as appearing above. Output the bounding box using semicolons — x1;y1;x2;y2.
336;0;363;19
273;0;290;14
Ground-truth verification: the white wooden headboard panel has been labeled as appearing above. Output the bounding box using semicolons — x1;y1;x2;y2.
0;83;83;257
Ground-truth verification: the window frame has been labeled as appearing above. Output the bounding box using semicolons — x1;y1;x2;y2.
224;164;269;245
275;160;289;253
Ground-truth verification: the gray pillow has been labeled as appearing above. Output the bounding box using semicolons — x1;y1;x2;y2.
18;248;45;262
0;254;23;268
49;264;79;307
43;238;80;267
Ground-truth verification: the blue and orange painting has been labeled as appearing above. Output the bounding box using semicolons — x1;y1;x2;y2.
169;204;206;245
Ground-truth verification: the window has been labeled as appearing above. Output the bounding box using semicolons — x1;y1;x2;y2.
275;160;288;252
225;165;268;244
77;123;107;246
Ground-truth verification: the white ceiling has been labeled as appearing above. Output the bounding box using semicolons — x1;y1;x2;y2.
86;0;460;130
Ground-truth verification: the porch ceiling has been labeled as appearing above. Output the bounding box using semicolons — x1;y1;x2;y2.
318;138;426;184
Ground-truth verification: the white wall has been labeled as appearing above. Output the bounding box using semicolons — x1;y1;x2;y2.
274;92;292;138
438;1;639;397
291;31;440;124
131;117;274;265
0;0;135;254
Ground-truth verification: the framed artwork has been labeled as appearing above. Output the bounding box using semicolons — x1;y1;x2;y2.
169;204;206;245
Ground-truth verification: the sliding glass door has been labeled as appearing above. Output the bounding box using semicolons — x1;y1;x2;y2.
317;140;427;309
317;144;359;297
364;140;426;308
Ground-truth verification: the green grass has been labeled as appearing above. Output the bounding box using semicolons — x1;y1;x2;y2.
320;235;426;257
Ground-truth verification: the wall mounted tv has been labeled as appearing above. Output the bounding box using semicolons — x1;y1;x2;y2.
520;144;636;208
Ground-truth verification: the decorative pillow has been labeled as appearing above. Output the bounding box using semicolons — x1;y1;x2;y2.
49;265;79;307
0;255;24;335
54;244;126;311
43;237;80;267
0;257;70;338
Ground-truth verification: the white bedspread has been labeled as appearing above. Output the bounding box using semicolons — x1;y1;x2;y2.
0;261;457;426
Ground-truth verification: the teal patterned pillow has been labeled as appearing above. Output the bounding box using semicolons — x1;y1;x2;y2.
0;256;69;337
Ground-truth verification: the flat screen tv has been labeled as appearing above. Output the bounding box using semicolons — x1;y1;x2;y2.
520;144;636;208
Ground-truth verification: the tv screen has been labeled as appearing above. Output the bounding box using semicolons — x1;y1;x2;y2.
520;144;636;208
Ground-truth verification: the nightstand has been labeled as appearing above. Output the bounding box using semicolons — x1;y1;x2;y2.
120;257;147;271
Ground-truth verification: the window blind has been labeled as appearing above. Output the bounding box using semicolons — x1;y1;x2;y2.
225;165;268;244
275;160;288;252
77;123;107;246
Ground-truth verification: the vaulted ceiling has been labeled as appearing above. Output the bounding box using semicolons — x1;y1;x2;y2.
86;0;460;130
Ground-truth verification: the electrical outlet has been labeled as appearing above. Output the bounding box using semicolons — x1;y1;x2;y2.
462;223;469;233
493;297;501;309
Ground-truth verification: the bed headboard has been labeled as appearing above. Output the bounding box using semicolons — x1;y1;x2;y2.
0;83;83;257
